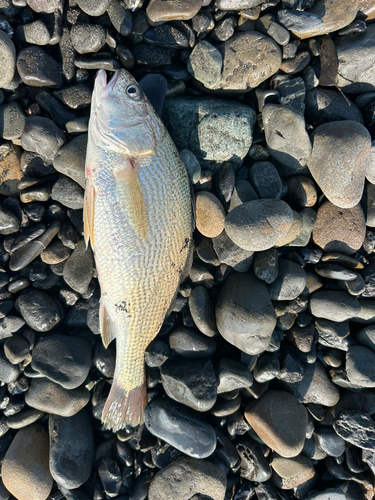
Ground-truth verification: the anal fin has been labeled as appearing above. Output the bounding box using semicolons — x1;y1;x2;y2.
83;178;96;249
100;300;116;348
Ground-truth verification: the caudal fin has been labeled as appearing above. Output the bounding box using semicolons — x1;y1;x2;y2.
102;377;147;432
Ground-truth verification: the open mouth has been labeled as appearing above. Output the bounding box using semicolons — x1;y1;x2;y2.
96;69;121;95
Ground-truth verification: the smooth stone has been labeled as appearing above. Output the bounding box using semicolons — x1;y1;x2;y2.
144;397;216;459
212;230;254;272
51;175;84;210
305;88;364;126
31;334;92;389
237;438;272;482
262;104;312;175
70;23;106;55
346;346;375;388
211;394;241;416
93;342;115;378
148;457;226;500
334;410;375;450
63;240;94;294
245;390;307;458
288;208;316;247
277;9;324;38
217;0;263;8
314;427;346;457
308;121;371;209
0;30;15;88
0;316;25;340
0;143;23;197
216;162;235;203
315;318;350;351
308;0;360;36
277;210;303;246
180;149;201;184
217;358;252;393
0;102;25;140
145;339;169;367
107;0;132;36
17;20;51;45
25;378;90;416
228;180;258;211
225;199;293;251
249;161;282;199
17;46;62;87
254;248;278;284
160;358;217;411
335;22;375;93
163;97;256;172
0;205;19;235
6;409;44;429
2;424;52;500
41;241;71;264
195;192;225;238
357;325;375;352
49;409;94;489
146;0;202;23
188;285;217;337
169;327;216;358
54;85;91;110
21;116;65;159
313;201;366;255
0;350;20;383
16;289;64;332
310;291;360;321
216;271;276;355
53;135;86;189
76;0;110;15
268;259;306;301
187;40;222;90
253;354;280;382
321;253;364;270
316;263;358;282
271;453;315;489
4;335;30;364
304;486;350;500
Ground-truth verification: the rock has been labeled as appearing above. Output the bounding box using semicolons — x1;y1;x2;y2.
163;97;256;172
314;427;346;457
145;339;169;367
308;0;360;36
313;201;366;254
70;23;106;55
245;390;307;458
0;205;19;235
54;85;91;110
214;32;282;91
315;318;350;351
21;116;65;159
216;271;276;355
49;409;94;489
0;30;15;88
31;334;92;389
146;0;202;23
268;259;307;301
310;291;360;321
180;149;201;184
277;9;324;38
286;175;317;208
27;0;61;13
76;0;110;16
254;248;279;284
217;358;253;393
187;40;222;89
188;285;217;337
237;438;272;482
0;143;23;197
262;104;312;175
51;176;84;210
357;325;375;352
0;350;20;383
334;410;375;451
249;161;282;199
25;378;90;416
277;210;303;246
195;192;226;238
94;342;115;378
271;453;315;489
107;0;132;36
144;397;216;459
169;327;216;358
148;457;226;500
41;241;71;264
224;199;293;251
2;424;52;500
98;457;122;497
17;46;62;87
346;346;375;388
63;240;94;294
4;335;30;364
305;88;364;126
212;230;254;272
16;290;64;332
0;102;25;140
308;121;371;209
17;20;51;45
228;180;258;211
160;358;217;411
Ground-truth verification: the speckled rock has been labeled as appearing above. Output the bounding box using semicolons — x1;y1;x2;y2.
195;192;226;238
270;453;315;489
0;30;16;88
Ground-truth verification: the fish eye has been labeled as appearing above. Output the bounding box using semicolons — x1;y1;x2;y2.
126;84;142;100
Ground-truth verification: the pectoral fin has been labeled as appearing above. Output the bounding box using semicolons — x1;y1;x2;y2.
100;300;116;348
83;178;96;249
116;161;148;240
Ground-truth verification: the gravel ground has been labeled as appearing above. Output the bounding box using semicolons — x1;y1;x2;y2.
0;0;375;499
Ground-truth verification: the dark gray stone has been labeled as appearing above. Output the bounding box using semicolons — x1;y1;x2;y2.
63;240;94;294
217;358;253;393
212;230;254;272
254;248;279;284
145;339;169;367
169;327;216;358
51;175;84;210
249;161;282;199
0;206;19;235
21;116;65;158
334;410;375;451
314;427;346;457
305;88;364;126
188;285;217;337
346;346;375;388
310;291;360;322
0;102;25;140
17;46;62;87
237;438;272;482
16;290;64;332
267;259;307;301
0;350;19;383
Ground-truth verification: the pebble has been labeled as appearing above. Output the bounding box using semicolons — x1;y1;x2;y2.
163;97;256;172
180;149;201;184
0;102;25;140
169;327;216;358
262;104;312;175
51;176;84;210
94;342;115;378
314;427;346;457
212;230;254;272
17;20;51;45
271;453;315;489
31;334;92;389
2;424;52;500
0;350;20;383
41;240;71;264
15;287;64;331
245;390;307;458
62;240;94;294
315;318;350;351
21;116;65;159
0;144;23;197
249;161;282;199
253;248;278;284
313;201;366;255
187;40;222;89
148;457;226;500
17;46;62;87
98;457;122;497
277;9;324;38
4;335;30;364
108;0;132;36
76;0;109;16
310;291;360;322
54;85;91;110
334;410;375;451
216;271;276;355
217;358;253;393
0;205;20;235
145;339;169;367
160;358;217;411
277;210;303;246
0;30;15;88
70;23;106;55
188;285;217;337
315;263;358;281
305;88;364;126
237;438;271;482
357;325;375;352
286;175;317;207
146;0;202;23
144;397;216;459
308;121;371;209
225;199;293;251
25;378;90;416
346;346;375;388
195;192;225;238
268;259;307;301
49;409;94;488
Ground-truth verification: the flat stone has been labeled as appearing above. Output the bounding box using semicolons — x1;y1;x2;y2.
6;409;44;429
51;175;84;210
187;40;222;89
305;88;364;126
148;457;226;500
310;291;360;321
262;104;312;175
144;397;216;459
346;346;375;388
357;325;375;352
0;30;16;88
277;9;324;38
0;204;19;235
188;285;217;337
308;121;371;209
17;46;62;87
2;424;53;500
216;271;276;355
314;427;346;457
268;259;306;301
225;199;293;251
169;327;216;358
333;410;375;451
49;409;94;489
146;0;202;23
63;240;94;294
313;201;366;255
75;0;110;16
16;290;64;332
271;453;315;489
21;116;65;159
25;378;90;416
245;390;308;458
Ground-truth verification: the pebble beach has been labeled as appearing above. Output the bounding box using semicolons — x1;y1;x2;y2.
0;0;375;499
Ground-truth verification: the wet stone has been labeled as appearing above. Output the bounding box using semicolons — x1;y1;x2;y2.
217;358;253;393
94;342;115;378
333;411;375;451
17;46;62;87
98;457;122;497
169;327;216;358
237;438;272;482
4;335;30;364
314;427;346;457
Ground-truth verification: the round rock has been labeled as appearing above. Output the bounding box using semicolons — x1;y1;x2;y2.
16;290;64;332
62;240;94;294
2;424;53;500
169;327;216;358
70;23;106;55
0;30;16;88
268;259;307;301
21;116;65;159
53;134;87;188
17;46;62;87
310;291;360;322
224;199;293;251
245;390;308;458
195;191;226;238
51;175;84;210
249;161;282;199
346;346;375;388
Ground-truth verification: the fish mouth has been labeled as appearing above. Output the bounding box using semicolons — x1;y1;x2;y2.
96;69;121;96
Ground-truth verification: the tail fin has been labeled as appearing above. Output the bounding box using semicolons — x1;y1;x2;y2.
102;377;147;432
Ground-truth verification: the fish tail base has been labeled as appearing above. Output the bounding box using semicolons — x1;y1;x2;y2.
102;377;147;432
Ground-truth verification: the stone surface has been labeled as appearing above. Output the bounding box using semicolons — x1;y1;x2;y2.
2;424;53;500
268;259;306;301
169;327;216;358
187;40;222;89
216;271;276;355
308;121;371;209
249;161;282;199
21;116;65;159
146;0;202;23
51;176;84;210
16;290;64;332
63;240;94;294
270;453;315;489
309;0;360;36
305;88;364;126
310;291;360;322
189;285;217;337
17;46;62;87
313;201;366;255
334;410;375;451
53;134;87;188
70;23;106;55
0;102;25;140
0;30;16;89
0;144;22;197
346;346;375;388
195;192;226;238
245;390;308;458
212;230;254;272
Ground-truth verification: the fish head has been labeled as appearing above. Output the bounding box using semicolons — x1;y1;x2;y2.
90;69;164;157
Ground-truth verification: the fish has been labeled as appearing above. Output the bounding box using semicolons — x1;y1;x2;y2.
84;69;193;431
